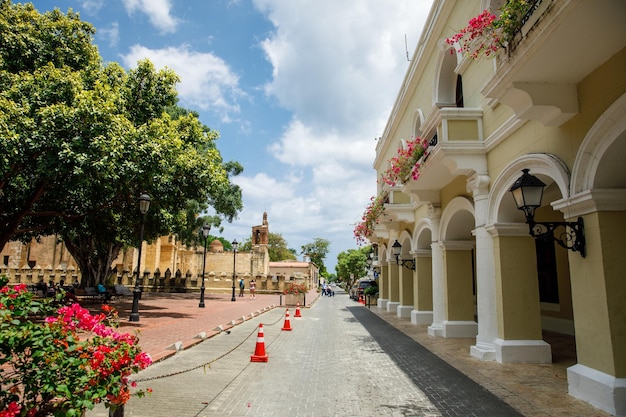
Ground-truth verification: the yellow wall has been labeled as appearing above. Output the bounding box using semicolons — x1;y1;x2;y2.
494;235;543;340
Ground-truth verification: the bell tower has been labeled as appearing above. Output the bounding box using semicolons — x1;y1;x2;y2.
251;212;269;245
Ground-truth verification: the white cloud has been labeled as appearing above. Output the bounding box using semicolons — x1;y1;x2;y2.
235;0;434;270
268;119;376;170
122;0;179;34
98;22;120;48
120;0;434;271
254;0;431;131
120;45;244;122
78;0;105;14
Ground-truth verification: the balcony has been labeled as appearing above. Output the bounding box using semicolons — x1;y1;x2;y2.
483;0;626;126
400;107;486;203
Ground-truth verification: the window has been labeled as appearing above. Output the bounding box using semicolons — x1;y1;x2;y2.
455;75;464;108
536;237;559;304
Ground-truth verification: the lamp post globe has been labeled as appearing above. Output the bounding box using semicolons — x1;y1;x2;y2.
231;239;238;302
129;193;151;322
199;224;211;308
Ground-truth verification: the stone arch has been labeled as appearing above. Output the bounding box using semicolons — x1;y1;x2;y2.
413;217;433;251
488;153;570;225
571;92;626;193
438;195;477;338
412;109;425;138
396;230;413;256
440;196;475;241
434;41;462;107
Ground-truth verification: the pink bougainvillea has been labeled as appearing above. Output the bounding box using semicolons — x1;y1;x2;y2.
0;278;152;416
445;1;533;60
445;10;501;60
380;137;429;187
353;192;388;245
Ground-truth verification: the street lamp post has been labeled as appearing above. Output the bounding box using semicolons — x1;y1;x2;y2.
199;224;211;308
129;193;151;322
231;239;238;302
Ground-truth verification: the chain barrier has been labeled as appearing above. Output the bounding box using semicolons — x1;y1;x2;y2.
131;308;286;383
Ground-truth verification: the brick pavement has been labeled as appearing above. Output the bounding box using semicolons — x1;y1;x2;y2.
84;289;611;417
91;290;313;362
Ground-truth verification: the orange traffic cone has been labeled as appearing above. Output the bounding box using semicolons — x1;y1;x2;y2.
281;309;292;331
250;324;269;362
294;302;302;318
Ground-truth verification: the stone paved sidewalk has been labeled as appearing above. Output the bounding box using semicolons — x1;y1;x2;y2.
85;289;611;417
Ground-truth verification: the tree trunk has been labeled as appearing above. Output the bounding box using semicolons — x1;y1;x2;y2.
62;234;122;288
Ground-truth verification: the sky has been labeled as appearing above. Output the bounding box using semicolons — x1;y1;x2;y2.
29;0;435;273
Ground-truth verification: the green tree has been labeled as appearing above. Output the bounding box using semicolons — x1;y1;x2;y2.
335;246;371;284
239;232;296;261
0;1;101;249
301;238;330;275
0;3;243;286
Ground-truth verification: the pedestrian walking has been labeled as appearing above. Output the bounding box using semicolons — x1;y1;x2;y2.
239;278;245;297
249;279;256;299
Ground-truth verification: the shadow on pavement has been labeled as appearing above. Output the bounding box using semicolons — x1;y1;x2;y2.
347;306;522;417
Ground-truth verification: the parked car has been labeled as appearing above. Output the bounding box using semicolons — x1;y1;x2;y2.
349;283;359;300
356;279;377;301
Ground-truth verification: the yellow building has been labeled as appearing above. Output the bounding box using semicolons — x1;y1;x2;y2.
1;213;316;295
368;1;626;415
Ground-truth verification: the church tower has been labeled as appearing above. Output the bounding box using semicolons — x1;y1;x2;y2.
251;212;269;245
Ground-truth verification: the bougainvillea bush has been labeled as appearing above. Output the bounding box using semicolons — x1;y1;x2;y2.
0;276;151;417
380;137;429;187
445;0;533;60
353;192;388;245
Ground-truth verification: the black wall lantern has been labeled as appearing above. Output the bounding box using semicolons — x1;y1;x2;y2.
509;169;586;257
391;240;416;270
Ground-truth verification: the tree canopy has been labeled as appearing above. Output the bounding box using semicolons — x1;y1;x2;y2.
335;245;372;283
0;2;243;286
301;238;330;275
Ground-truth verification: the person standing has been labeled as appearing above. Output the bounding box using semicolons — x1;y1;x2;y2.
239;278;245;297
249;279;256;299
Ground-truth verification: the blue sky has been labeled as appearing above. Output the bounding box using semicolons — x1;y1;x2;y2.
29;0;434;273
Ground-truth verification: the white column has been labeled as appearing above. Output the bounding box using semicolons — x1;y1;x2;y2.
427;207;444;337
471;225;497;360
468;174;497;361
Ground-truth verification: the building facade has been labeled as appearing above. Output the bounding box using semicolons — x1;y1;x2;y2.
368;1;625;415
1;213;316;294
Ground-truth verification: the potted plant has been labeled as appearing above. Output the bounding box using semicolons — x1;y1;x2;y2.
283;281;307;306
364;285;379;306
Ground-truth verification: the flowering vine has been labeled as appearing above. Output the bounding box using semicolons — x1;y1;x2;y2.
0;277;152;417
445;0;533;60
381;137;429;187
353;192;388;245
